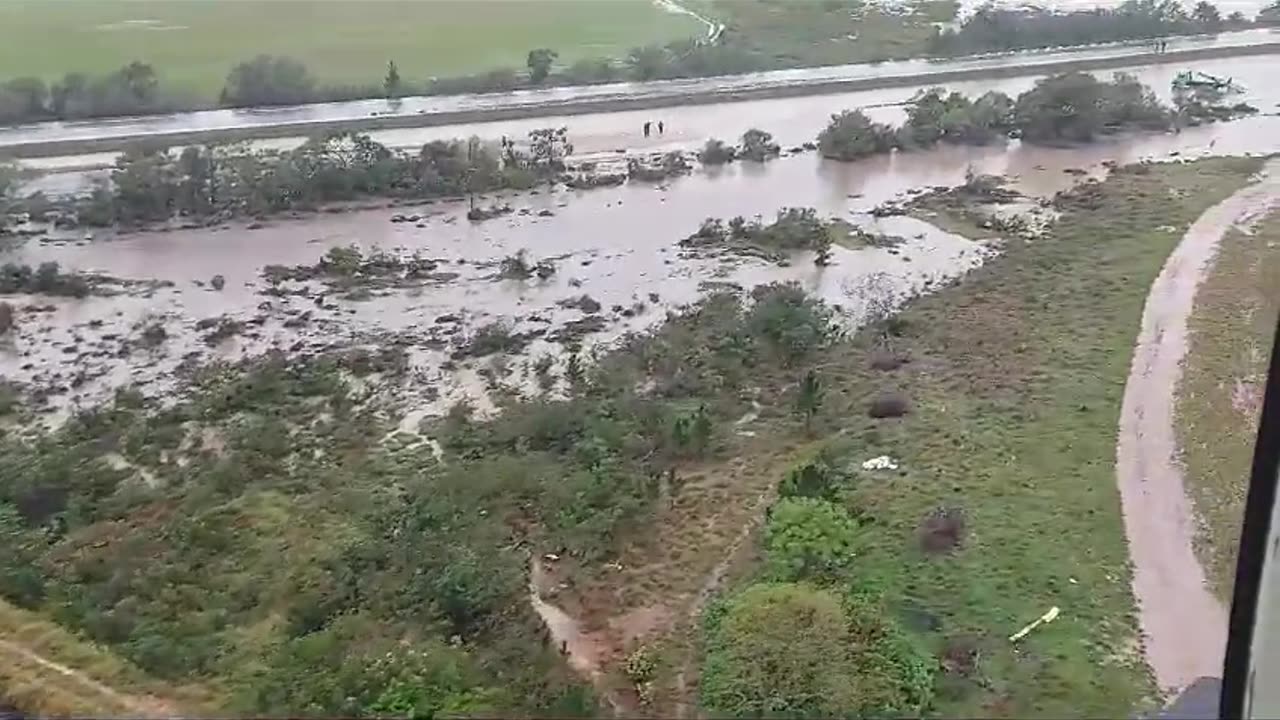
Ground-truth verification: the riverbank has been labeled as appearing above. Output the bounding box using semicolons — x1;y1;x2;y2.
4;36;1279;160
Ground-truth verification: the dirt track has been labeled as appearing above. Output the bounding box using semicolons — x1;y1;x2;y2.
1117;158;1280;694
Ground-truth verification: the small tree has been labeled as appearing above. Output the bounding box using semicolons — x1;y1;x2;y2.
794;370;823;432
384;60;402;98
527;48;558;84
764;497;863;582
1193;0;1223;30
528;127;573;188
738;128;780;162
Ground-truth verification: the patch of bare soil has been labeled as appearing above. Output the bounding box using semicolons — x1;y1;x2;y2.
527;431;814;714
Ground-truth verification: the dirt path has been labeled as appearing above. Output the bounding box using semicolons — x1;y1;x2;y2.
1117;158;1280;695
652;0;724;42
0;638;171;716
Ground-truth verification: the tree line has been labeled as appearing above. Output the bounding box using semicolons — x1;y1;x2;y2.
816;70;1249;161
932;0;1254;55
1;0;1271;126
17;128;571;228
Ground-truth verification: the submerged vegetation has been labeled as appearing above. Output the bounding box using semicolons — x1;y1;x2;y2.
819;71;1219;162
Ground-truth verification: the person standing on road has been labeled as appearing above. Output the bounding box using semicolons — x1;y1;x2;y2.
658;121;665;135
643;121;651;138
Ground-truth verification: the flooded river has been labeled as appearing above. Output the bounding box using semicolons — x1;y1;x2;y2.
5;96;1279;424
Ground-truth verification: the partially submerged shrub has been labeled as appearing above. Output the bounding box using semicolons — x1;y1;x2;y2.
698;138;737;165
738;128;781;162
868;391;910;418
0;301;13;335
455;321;528;358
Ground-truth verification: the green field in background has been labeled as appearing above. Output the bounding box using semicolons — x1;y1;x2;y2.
0;0;701;95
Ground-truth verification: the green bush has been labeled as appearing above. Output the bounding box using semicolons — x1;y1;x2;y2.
764;497;863;582
700;583;934;717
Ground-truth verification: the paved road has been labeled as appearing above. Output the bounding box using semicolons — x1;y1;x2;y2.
0;28;1277;157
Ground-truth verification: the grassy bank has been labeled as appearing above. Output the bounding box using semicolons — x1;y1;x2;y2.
0;0;699;96
668;157;1263;716
1177;207;1280;599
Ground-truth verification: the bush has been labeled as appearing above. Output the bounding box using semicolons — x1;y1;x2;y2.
220;55;316;107
701;583;934;717
738;128;780;162
818;110;896;160
868;391;910;418
764;497;863;582
698;138;737;165
919;506;966;554
869;348;908;370
746;283;836;365
0;301;13;335
779;456;839;500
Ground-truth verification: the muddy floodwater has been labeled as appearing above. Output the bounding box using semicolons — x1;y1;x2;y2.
5;58;1280;424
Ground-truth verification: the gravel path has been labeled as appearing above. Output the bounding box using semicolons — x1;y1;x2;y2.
1117;158;1280;694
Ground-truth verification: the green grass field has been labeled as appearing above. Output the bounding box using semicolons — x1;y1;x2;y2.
0;0;702;96
1178;208;1280;599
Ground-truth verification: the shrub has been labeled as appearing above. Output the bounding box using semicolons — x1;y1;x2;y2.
868;391;910;418
919;506;966;554
746;283;836;365
701;583;934;717
499;250;534;280
869;349;908;370
698;138;737;165
764;497;863;582
0;301;13;335
818;110;896;161
738;128;780;162
779;457;839;500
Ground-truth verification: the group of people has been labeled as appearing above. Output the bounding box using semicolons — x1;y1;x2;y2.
1150;38;1171;53
642;120;665;138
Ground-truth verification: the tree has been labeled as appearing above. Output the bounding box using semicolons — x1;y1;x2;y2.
3;77;48;119
527;127;572;187
526;48;558;84
119;61;158;102
1193;0;1223;29
700;583;934;717
817;110;896;160
221;55;315;107
764;498;863;582
384;60;402;98
627;45;669;80
1013;71;1105;143
794;370;823;432
738;128;780;161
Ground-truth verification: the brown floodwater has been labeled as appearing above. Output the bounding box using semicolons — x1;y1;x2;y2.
4;60;1280;423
